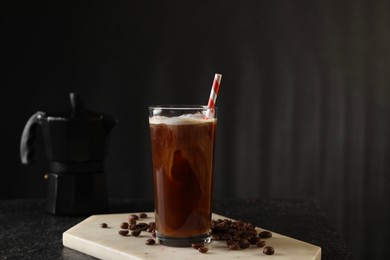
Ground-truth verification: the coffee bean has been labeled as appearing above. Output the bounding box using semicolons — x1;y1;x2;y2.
241;230;257;238
100;223;108;228
129;224;137;230
239;239;250;249
145;238;156;245
226;239;235;245
120;222;129;229
228;243;239;250
221;233;231;240
131;229;141;237
198;247;208;253
243;223;252;230
249;236;258;245
263;246;275;255
129;214;139;221
146;222;155;232
211;234;220;240
191;243;204;249
147;226;154;232
259;231;272;239
232;235;241;241
139;213;148;218
118;230;129;236
233;221;243;228
136;223;149;231
256;240;266;248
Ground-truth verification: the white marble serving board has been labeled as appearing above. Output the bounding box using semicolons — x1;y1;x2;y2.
63;212;321;260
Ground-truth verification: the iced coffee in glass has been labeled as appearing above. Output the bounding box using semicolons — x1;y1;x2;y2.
149;106;217;247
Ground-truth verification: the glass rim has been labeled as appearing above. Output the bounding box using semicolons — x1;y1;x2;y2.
148;105;217;110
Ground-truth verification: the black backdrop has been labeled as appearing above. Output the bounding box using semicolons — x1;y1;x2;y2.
2;1;390;259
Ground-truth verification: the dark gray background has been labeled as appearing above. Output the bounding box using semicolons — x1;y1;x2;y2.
2;0;389;259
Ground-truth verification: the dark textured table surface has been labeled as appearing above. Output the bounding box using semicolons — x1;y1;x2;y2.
0;198;352;260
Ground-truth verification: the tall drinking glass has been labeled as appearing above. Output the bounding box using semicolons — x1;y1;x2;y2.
148;105;217;247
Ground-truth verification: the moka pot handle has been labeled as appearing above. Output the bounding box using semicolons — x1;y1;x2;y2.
20;111;45;164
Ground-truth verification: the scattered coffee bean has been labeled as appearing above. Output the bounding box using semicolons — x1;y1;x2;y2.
221;233;231;240
198;247;208;253
146;226;154;232
249;236;259;245
209;218;277;253
259;231;272;239
256;240;266;248
139;213;148;218
100;223;108;228
145;238;156;245
117;216;277;254
120;222;129;229
191;243;204;249
228;242;239;250
136;223;149;231
146;222;155;232
263;246;275;255
211;219;258;243
226;240;240;250
118;230;129;236
241;230;257;238
238;239;250;249
226;240;235;246
211;234;220;240
129;224;137;230
129;214;139;221
131;229;141;237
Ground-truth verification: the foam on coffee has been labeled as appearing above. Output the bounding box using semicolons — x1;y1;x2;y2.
149;115;216;125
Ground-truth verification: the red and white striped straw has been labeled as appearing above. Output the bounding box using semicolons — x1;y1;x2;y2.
206;73;222;119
